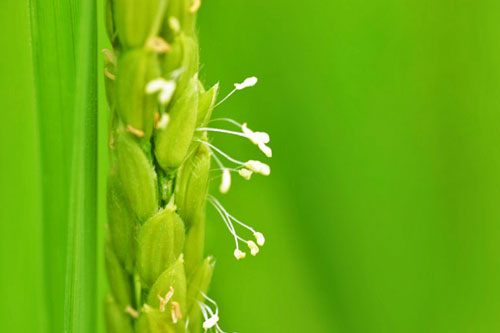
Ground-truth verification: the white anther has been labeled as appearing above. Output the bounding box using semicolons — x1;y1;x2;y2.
125;305;139;318
166;195;177;211
208;195;266;261
258;142;272;158
247;240;259;256
201;141;271;176
238;168;253;180
171;301;182;323
219;168;231;194
241;123;270;144
158;286;175;312
199;293;228;332
146;78;176;105
190;0;201;13
203;314;220;329
146;36;171;53
198;122;272;158
214;76;258;108
146;78;167;93
254;232;265;246
169;17;181;33
159;81;176;105
157;113;170;130
244;160;270;176
102;49;116;65
126;125;145;137
234;76;258;90
104;67;116;80
234;249;247;260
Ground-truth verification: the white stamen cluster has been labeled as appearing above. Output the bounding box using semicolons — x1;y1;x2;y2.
196;124;271;195
197;122;272;159
208;195;265;260
241;123;272;157
146;77;177;105
195;76;269;261
156;286;183;323
198;292;227;333
195;76;272;194
194;76;270;196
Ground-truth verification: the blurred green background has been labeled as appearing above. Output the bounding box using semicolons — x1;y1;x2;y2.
3;0;500;332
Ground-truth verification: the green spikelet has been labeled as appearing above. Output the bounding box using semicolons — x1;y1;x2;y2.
114;0;168;48
114;132;158;222
137;202;185;287
175;143;210;228
107;173;138;272
104;0;269;331
115;50;160;140
147;256;187;312
135;308;178;333
186;257;215;332
105;243;134;308
154;77;199;171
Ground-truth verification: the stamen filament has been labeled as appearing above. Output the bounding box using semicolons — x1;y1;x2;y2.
211;152;226;170
209;118;243;127
196;127;248;138
199;293;227;333
207;196;238;247
198;140;245;165
208;195;265;249
200;292;219;311
210;167;241;172
213;88;237;109
227;213;257;234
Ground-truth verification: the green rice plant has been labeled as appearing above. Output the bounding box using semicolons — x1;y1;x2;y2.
103;0;271;332
29;0;97;332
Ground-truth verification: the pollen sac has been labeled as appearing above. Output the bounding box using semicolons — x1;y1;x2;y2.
105;296;134;333
114;132;158;222
116;49;160;140
147;256;187;314
162;0;197;39
154;77;199;172
114;0;167;49
107;173;139;273
103;49;117;109
137;206;185;287
175;144;210;228
186;257;215;332
105;244;134;308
